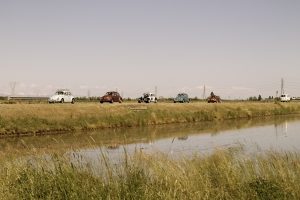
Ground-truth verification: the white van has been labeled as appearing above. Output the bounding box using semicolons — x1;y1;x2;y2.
280;94;291;102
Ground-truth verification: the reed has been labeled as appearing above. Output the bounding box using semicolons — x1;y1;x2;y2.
0;102;300;136
1;149;300;199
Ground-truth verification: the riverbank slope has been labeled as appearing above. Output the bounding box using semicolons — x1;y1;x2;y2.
0;102;300;136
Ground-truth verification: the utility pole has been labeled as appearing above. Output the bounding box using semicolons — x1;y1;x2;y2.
9;81;17;100
202;84;206;100
281;78;284;95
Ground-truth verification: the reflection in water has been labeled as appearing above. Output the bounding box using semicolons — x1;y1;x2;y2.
71;115;300;165
106;144;120;150
177;136;188;141
1;115;300;163
285;121;288;136
274;120;289;138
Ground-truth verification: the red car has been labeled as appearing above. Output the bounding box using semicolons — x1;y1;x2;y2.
100;91;123;103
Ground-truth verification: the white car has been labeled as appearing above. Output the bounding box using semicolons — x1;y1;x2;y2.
49;89;75;104
280;94;291;102
138;93;158;103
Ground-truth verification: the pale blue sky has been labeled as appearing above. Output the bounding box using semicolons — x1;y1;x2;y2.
1;0;300;98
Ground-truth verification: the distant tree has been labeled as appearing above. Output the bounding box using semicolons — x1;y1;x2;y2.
258;95;262;101
248;96;258;101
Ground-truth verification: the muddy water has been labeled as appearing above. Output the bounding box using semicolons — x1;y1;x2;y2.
1;115;300;163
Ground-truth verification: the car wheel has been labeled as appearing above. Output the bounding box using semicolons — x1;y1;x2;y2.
100;101;103;104
61;99;64;103
110;99;113;104
71;98;75;104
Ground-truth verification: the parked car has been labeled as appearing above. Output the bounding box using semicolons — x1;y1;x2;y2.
174;93;190;103
138;93;157;103
207;92;221;103
280;94;291;102
100;91;123;103
48;89;75;104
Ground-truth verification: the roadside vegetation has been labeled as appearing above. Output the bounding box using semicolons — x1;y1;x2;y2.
1;148;300;199
0;102;300;136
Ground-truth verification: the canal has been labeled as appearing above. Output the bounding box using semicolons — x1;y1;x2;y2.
1;115;300;165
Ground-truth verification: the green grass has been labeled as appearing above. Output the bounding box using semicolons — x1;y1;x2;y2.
1;102;300;136
1;149;300;199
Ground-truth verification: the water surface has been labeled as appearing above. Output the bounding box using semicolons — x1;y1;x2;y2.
1;115;300;163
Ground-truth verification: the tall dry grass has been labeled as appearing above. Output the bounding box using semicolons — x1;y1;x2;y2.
1;148;300;199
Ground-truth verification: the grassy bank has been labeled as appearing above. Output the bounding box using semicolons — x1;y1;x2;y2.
1;149;300;199
0;102;300;136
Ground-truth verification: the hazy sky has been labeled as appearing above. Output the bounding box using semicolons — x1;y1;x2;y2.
1;0;300;98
